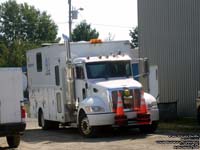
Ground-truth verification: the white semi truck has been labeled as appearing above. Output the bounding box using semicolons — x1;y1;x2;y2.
26;40;159;137
0;68;26;147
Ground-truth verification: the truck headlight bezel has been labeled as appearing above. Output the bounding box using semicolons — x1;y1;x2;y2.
148;101;158;109
85;106;105;113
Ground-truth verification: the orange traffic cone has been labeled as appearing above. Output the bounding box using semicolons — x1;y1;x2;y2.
139;98;147;114
136;91;150;125
116;92;124;116
137;97;150;125
115;91;127;126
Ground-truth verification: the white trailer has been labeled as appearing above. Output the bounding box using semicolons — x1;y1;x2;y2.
27;40;159;137
0;68;26;148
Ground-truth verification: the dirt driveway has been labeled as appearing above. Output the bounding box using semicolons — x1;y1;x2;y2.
0;119;199;150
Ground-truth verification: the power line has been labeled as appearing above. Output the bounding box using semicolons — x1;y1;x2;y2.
0;20;134;29
92;23;133;29
55;21;133;29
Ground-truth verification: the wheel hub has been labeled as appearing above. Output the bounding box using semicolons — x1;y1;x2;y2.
81;118;91;135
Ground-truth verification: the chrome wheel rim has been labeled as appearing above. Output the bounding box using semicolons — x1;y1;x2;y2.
81;117;91;135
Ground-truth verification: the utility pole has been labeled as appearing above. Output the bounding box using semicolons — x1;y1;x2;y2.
68;0;83;41
68;0;72;41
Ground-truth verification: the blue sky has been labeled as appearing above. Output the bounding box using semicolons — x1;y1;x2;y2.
1;0;138;41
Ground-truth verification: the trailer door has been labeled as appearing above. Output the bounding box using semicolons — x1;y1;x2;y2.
0;68;22;123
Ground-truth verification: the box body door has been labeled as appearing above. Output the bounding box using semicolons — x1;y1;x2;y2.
0;68;23;123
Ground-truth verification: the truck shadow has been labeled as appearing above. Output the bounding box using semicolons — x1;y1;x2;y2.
21;127;150;144
1;129;198;149
0;147;9;150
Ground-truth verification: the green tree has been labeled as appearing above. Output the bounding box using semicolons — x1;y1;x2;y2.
0;0;59;66
0;42;9;66
0;0;59;45
71;20;99;41
0;40;37;67
129;26;138;48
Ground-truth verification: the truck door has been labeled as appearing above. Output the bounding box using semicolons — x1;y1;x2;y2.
75;65;87;102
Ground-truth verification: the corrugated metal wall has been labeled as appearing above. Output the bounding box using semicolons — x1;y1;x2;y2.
138;0;200;117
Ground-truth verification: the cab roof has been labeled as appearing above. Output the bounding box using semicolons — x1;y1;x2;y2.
73;54;131;64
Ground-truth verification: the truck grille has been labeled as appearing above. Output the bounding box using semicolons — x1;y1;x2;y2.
111;89;141;112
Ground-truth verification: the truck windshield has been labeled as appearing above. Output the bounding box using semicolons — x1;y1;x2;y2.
86;61;132;79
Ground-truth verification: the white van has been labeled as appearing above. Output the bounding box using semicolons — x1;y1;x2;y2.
0;68;26;148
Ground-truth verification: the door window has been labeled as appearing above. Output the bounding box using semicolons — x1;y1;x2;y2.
76;66;85;79
36;53;42;72
55;66;60;86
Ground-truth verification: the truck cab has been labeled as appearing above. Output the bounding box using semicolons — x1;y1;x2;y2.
74;54;133;103
72;54;159;137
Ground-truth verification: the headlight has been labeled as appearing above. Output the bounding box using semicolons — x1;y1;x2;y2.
85;106;105;113
148;102;158;109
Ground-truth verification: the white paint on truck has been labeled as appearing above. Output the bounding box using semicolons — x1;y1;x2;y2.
0;68;23;123
0;68;26;148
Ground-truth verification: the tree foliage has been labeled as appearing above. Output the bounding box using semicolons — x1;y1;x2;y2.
129;27;138;48
0;41;38;67
0;42;9;66
0;0;59;67
71;20;99;42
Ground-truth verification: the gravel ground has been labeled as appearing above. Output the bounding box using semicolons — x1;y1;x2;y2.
0;118;199;150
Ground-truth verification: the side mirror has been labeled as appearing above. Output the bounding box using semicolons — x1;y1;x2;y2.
143;58;149;75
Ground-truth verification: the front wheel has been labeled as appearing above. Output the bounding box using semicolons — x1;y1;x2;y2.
139;121;158;133
6;135;20;148
78;115;98;138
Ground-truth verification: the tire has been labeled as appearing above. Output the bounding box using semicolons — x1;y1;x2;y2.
38;110;50;130
139;121;158;133
78;113;98;138
6;135;20;148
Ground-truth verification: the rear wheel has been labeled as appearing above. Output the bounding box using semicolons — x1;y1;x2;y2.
38;110;50;130
139;121;158;133
6;135;20;148
78;112;98;137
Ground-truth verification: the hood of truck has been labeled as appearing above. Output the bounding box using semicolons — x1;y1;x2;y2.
91;78;142;89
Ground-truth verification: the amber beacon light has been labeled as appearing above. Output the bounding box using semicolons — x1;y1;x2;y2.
90;39;102;44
